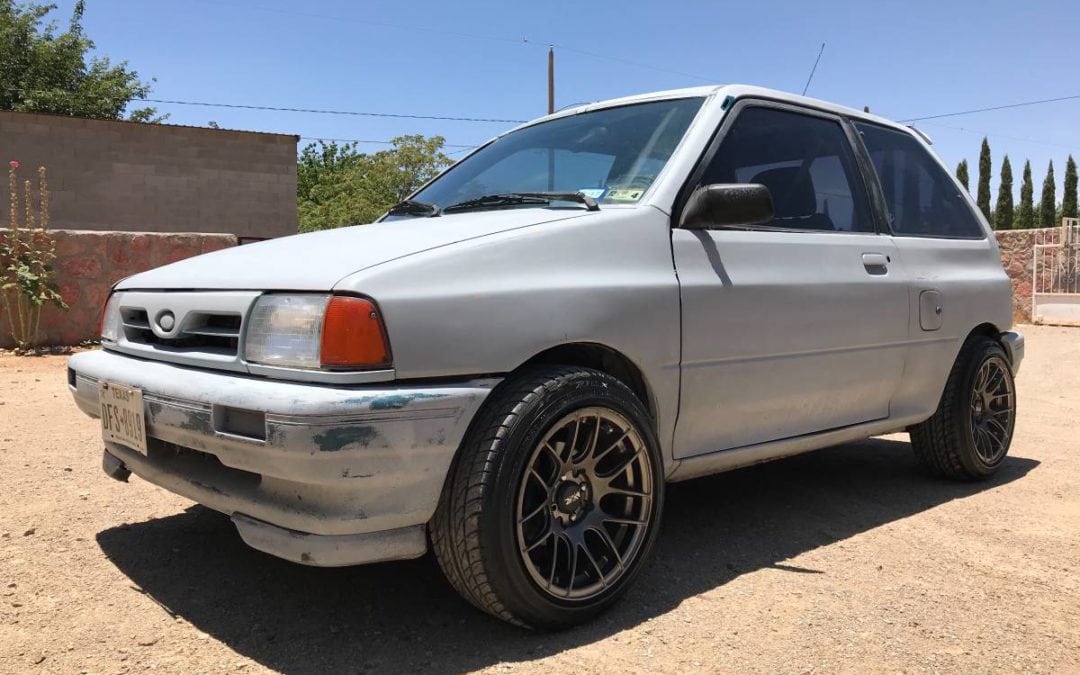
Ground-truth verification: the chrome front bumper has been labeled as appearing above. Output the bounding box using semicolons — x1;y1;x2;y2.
68;349;498;566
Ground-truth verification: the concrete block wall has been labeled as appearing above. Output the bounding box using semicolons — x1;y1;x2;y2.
0;111;297;239
0;229;236;348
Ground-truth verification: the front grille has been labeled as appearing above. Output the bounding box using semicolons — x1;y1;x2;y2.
121;307;242;356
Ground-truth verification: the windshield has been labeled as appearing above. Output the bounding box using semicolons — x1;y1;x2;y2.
408;97;705;211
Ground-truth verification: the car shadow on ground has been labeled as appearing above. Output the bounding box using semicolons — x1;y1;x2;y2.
96;438;1037;674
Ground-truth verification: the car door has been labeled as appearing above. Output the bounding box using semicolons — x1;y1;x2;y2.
851;121;1012;423
671;101;910;459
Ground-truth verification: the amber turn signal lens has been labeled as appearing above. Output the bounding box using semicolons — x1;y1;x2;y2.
319;296;391;369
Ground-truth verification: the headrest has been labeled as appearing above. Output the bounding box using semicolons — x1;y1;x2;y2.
750;166;816;217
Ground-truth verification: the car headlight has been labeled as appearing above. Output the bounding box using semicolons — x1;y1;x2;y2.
100;292;123;343
244;294;391;370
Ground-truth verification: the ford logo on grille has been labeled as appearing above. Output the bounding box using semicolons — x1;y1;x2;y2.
156;311;176;332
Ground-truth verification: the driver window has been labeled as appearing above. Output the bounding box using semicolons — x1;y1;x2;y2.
701;106;874;233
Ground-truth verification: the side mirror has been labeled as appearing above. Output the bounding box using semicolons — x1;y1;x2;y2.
679;183;775;230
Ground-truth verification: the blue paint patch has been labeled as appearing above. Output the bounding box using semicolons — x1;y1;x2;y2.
313;425;378;452
368;392;448;410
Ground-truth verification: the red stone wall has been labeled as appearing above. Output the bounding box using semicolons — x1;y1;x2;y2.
995;230;1039;324
1;229;236;348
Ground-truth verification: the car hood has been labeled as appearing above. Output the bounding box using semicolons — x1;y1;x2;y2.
116;209;592;291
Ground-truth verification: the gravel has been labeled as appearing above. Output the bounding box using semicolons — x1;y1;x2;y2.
1;324;1077;674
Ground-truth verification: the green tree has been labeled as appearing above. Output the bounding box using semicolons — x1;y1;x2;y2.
1063;155;1078;220
298;135;451;232
1039;160;1056;228
956;160;970;191
993;155;1014;230
1017;160;1035;229
976;137;992;220
297;141;365;203
0;0;159;121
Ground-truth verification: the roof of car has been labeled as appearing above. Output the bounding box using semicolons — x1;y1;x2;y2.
519;84;915;137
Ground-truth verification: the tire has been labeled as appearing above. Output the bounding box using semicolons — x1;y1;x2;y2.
910;335;1017;480
430;366;665;629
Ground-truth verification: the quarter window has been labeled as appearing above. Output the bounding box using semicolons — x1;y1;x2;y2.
700;106;874;233
855;122;985;239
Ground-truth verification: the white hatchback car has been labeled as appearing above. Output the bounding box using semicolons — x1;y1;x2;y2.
69;85;1023;628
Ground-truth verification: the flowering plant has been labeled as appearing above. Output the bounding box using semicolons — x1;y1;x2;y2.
1;162;66;352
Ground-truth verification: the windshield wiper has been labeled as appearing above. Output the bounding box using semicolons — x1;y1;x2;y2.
386;199;441;217
442;192;599;214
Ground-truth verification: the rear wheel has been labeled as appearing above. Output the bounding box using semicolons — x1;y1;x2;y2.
910;336;1016;480
431;366;664;628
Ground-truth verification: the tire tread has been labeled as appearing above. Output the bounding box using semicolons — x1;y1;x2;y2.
910;336;1007;480
431;366;614;627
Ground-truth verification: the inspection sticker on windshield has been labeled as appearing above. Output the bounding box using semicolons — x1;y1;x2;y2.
99;381;147;454
577;188;607;200
606;188;645;202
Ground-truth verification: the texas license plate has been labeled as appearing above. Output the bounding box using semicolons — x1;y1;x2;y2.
99;382;147;454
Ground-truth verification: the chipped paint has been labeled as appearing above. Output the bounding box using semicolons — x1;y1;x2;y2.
341;469;376;479
148;400;213;436
367;392;448;411
313;425;378;452
69;349;501;565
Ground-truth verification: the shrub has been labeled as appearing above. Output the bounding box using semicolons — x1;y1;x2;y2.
1;161;66;352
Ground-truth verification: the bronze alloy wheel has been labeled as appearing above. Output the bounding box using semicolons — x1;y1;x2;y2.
514;407;655;601
968;355;1016;465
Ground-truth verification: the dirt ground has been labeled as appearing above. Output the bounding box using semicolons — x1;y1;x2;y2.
0;324;1078;674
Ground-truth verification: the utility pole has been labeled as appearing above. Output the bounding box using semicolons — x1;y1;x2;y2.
547;47;555;114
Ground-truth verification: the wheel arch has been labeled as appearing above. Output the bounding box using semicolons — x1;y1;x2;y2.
965;321;1004;343
431;342;662;531
517;342;658;422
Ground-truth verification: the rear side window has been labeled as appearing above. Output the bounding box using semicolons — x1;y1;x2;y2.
855;123;985;239
701;106;874;233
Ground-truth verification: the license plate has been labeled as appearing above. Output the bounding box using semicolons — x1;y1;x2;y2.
99;382;148;454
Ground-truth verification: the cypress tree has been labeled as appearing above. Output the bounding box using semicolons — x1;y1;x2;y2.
956;160;970;191
1063;155;1078;219
1017;160;1035;229
1039;160;1056;228
994;156;1014;230
976;137;992;220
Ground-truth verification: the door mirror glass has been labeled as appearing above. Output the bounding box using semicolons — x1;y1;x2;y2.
679;183;775;230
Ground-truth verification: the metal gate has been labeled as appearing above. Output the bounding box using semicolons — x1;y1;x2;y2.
1032;217;1080;325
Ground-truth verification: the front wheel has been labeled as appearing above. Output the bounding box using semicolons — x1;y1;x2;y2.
431;366;664;629
910;336;1017;480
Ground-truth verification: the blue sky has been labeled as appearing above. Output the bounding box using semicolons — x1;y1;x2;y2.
57;0;1080;201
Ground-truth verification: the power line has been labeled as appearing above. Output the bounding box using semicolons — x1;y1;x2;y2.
917;121;1080;153
138;98;526;124
900;94;1080;122
299;136;478;149
8;87;521;124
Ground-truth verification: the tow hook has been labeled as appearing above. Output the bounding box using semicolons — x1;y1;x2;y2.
102;449;131;482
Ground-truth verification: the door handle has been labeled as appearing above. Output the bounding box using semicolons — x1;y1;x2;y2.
862;252;889;275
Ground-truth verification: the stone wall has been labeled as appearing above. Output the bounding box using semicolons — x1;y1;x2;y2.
996;230;1039;323
1;229;236;348
0;111;297;239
